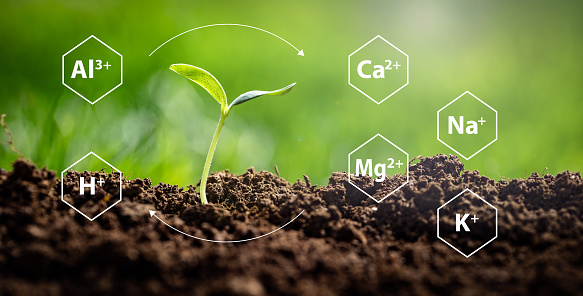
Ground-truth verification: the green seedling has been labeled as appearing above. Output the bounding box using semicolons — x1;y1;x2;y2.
169;64;296;204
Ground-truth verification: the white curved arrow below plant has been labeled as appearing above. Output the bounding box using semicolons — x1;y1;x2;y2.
149;209;305;243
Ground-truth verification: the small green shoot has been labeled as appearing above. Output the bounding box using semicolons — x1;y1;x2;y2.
169;64;296;204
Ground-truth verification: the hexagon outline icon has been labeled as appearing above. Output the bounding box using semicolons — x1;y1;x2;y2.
437;91;498;160
60;151;123;221
62;35;123;105
437;188;498;258
348;35;409;105
348;133;409;203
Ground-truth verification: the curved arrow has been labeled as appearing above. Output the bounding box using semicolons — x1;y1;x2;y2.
149;209;305;243
149;24;304;57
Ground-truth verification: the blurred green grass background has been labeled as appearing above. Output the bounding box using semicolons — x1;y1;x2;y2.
1;0;582;187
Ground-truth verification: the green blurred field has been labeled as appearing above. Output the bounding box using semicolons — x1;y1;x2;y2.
1;0;582;187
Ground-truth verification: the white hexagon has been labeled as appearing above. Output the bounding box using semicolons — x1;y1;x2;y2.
61;151;122;221
348;134;409;203
348;35;409;105
437;188;498;258
437;91;498;160
62;35;123;105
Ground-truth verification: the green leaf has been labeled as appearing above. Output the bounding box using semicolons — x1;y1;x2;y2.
228;83;296;110
169;64;227;110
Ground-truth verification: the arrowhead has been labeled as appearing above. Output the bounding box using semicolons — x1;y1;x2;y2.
297;50;304;56
149;210;156;217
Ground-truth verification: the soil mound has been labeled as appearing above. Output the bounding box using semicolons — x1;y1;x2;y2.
0;154;582;295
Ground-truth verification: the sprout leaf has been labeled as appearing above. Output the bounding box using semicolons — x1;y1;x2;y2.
228;83;296;110
169;62;296;204
169;64;227;111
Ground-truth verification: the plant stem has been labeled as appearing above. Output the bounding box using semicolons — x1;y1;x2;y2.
1;114;22;158
199;112;228;204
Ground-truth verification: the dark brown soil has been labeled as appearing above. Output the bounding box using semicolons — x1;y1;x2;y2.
61;170;122;219
0;154;582;295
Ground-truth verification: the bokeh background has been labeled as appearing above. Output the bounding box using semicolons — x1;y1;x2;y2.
1;0;582;187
